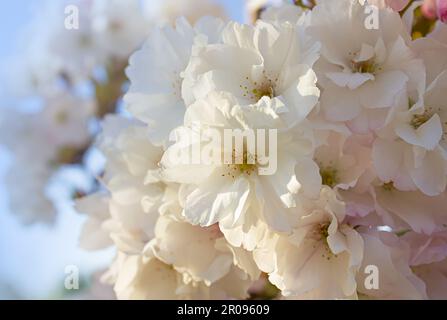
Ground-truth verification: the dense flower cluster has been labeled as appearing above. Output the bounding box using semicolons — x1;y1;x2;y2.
74;0;447;299
1;0;446;299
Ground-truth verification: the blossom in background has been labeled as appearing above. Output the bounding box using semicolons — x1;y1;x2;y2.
3;0;447;300
144;0;225;25
90;0;153;59
422;0;447;22
0;0;225;224
0;92;95;224
363;0;411;11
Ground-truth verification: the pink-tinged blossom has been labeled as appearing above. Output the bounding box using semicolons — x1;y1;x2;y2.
422;0;447;22
386;0;411;11
438;0;447;22
364;0;410;11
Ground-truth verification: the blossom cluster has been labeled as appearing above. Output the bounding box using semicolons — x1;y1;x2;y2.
0;0;444;299
0;0;223;224
75;0;447;299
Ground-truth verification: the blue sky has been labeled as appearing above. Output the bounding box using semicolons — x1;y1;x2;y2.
0;0;245;299
0;0;29;56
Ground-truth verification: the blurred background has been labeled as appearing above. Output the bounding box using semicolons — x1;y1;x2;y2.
0;0;245;299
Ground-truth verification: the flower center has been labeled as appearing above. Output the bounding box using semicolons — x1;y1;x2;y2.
222;149;258;178
410;110;432;129
351;59;378;74
382;181;395;191
308;221;338;260
241;72;278;102
251;83;275;100
318;222;330;239
309;222;330;242
320;166;338;188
